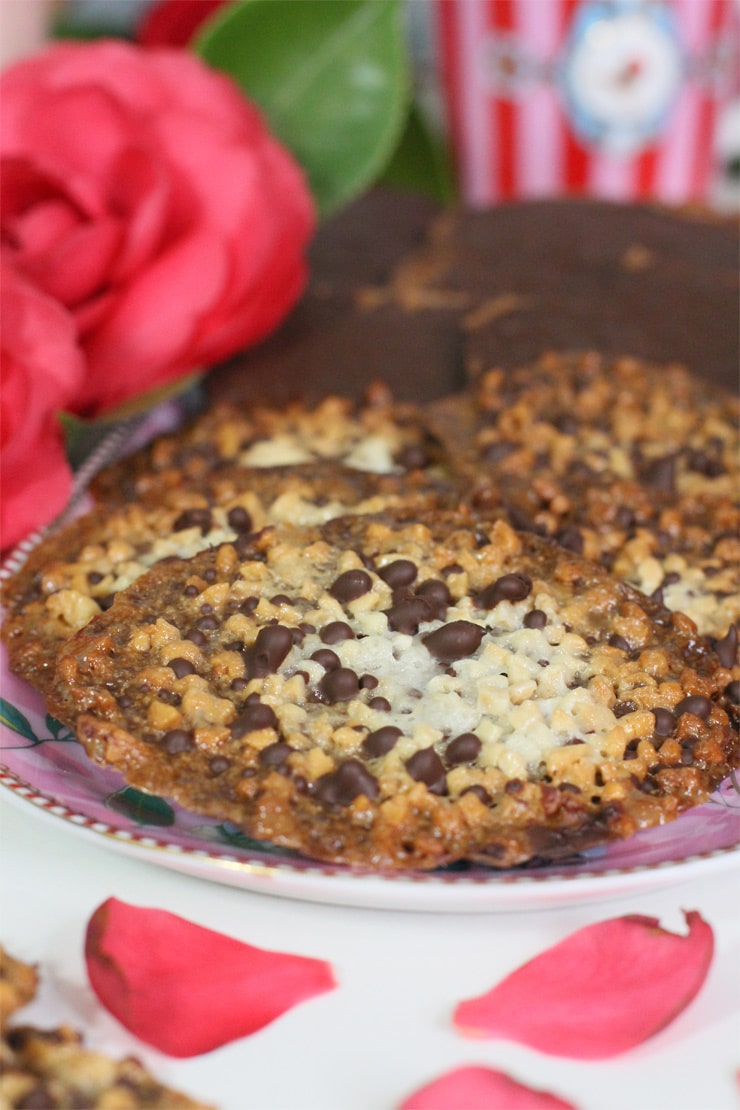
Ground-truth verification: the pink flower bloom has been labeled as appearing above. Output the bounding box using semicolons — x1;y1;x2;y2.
454;910;714;1059
1;259;84;550
85;898;336;1057
1;40;314;416
400;1066;578;1110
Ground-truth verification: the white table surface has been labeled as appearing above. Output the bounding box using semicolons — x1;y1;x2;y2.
1;787;738;1110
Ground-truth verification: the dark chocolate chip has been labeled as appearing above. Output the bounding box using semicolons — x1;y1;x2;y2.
185;628;207;646
232;702;278;737
209;756;230;775
405;747;448;794
608;634;631;653
87;571;104;585
161;729;195;754
378;559;418;588
385;596;432;634
726;680;740;703
315;759;379;805
311;648;341;671
196;614;219;631
556;525;584;554
173;508;213;534
422;620;484;663
652;707;676;737
259;741;293;766
319;667;360;703
368;696;391;711
415;578;451;619
523;608;547;630
270;594;292;607
359;673;378;690
362;725;402;758
320;620;355;644
168;657;195;678
714;624;738;669
461;784;492;805
183;584;199;598
675;694;712;720
248;624;294;676
478;573;532;608
226;505;253;532
643;453;677;493
329;569;372;603
445;732;482;766
481;439;517;463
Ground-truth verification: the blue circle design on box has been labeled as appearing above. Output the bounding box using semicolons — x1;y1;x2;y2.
560;0;684;155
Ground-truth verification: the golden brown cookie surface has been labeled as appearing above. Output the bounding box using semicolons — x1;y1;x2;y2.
46;513;737;871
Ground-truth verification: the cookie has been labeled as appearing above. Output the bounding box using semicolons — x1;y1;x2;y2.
91;387;449;507
2;461;456;698
0;948;210;1109
383;199;739;389
46;512;737;871
425;351;740;639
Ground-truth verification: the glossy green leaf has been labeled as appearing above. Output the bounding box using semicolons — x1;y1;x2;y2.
0;699;37;742
196;0;410;216
380;101;457;203
107;787;176;827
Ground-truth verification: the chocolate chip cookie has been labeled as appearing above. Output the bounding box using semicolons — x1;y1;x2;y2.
0;948;210;1109
425;351;740;640
2;462;456;698
46;512;738;871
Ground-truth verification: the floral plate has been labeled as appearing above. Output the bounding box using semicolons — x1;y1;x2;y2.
1;405;738;913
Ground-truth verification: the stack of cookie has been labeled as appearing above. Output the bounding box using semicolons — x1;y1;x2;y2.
2;195;738;871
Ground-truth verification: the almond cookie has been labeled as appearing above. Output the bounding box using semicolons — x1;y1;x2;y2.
47;512;738;871
425;351;740;640
2;462;456;698
91;387;449;506
0;948;210;1109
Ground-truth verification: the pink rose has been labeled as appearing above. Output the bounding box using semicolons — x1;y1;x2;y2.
1;41;314;415
1;260;85;550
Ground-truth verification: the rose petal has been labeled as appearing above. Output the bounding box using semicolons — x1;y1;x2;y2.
136;0;229;48
400;1066;578;1110
454;911;714;1059
85;898;336;1057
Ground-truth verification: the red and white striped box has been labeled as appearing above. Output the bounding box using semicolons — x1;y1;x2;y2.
437;0;737;205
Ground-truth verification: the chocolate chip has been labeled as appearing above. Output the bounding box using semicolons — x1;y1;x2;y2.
184;584;199;598
643;454;677;493
329;569;372;603
362;726;402;758
726;680;740;703
556;525;584;554
445;732;482;766
161;729;195;753
652;707;675;737
675;694;712;720
209;756;230;775
523;608;547;630
173;507;212;534
168;657;195;678
608;634;631;653
395;443;429;470
359;673;378;690
478;573;532;608
185;628;207;647
714;624;738;669
226;505;253;532
368;696;391;711
481;439;517;463
247;624;294;676
232;702;277;737
319;667;360;703
405;747;448;794
385;596;432;634
270;594;292;607
87;570;104;585
461;784;492;805
320;620;355;644
315;759;379;805
259;741;293;766
196;615;219;631
379;559;418;588
422;620;484;663
415;578;451;619
311;648;340;671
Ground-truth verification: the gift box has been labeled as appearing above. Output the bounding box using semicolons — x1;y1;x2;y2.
437;0;737;205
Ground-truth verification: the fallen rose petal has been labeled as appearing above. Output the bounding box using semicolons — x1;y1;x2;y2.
400;1066;577;1110
454;911;713;1059
85;898;336;1057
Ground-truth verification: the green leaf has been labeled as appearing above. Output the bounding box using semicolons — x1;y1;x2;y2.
0;699;38;743
196;0;410;217
380;100;457;204
106;787;176;827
